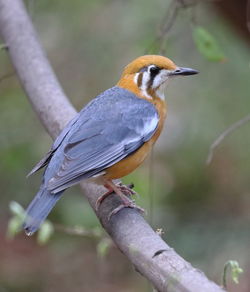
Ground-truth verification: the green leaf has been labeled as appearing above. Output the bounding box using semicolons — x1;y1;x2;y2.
37;221;54;245
192;26;226;62
96;238;112;258
9;201;25;220
6;201;26;239
6;216;23;239
230;261;243;284
223;260;243;287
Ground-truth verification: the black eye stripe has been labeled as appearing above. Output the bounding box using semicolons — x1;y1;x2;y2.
147;66;161;89
137;65;162;90
149;66;160;76
139;65;161;75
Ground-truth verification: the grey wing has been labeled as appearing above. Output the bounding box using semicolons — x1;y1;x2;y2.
27;113;80;177
44;87;159;193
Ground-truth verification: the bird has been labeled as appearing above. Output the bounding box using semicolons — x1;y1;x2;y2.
23;55;198;235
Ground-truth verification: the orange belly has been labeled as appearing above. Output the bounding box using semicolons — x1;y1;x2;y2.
104;141;153;180
104;96;167;180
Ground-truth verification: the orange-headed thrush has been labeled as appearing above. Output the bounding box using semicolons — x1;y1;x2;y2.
23;55;198;235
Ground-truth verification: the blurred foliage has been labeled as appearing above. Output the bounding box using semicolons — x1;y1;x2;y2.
223;260;244;288
192;26;226;62
96;238;113;259
1;0;250;291
7;201;54;244
6;201;25;239
37;221;54;245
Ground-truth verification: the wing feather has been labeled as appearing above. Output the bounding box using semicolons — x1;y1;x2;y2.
27;113;80;177
42;87;159;192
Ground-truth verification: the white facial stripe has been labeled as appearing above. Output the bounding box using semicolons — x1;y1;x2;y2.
134;65;170;100
141;70;152;99
152;69;168;89
148;65;156;71
141;70;150;89
134;73;139;85
134;72;151;99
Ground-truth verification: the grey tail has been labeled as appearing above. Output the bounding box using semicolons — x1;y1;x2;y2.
23;187;63;236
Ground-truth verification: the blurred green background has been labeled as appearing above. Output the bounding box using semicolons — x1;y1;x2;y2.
1;0;250;291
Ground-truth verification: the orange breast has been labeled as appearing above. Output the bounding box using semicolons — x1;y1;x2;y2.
104;96;167;180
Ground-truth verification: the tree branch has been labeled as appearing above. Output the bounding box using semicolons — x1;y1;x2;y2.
0;1;225;291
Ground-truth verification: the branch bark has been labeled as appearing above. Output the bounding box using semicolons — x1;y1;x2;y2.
0;1;226;291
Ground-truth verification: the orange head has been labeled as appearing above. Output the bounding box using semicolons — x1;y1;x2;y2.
117;55;198;100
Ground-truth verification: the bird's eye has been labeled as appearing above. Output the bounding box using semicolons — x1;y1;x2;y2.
149;66;160;75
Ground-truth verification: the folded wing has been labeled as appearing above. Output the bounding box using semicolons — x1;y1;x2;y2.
40;87;159;193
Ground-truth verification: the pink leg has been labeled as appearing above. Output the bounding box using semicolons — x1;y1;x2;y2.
95;180;144;219
95;183;114;211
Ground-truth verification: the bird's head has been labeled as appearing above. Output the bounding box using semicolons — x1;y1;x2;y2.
117;55;198;100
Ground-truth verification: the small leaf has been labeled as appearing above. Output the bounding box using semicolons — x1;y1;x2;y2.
230;261;243;284
9;201;25;220
96;238;112;258
192;26;226;62
223;260;243;287
6;216;22;239
37;221;54;245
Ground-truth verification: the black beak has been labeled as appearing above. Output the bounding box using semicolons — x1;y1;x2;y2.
171;67;199;76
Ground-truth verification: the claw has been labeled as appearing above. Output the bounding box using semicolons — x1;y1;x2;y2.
108;201;145;220
117;182;137;197
95;188;113;211
95;180;144;219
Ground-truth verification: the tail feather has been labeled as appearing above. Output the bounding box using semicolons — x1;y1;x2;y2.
23;188;63;235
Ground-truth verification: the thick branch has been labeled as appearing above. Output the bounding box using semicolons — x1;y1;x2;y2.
0;1;225;291
0;1;76;137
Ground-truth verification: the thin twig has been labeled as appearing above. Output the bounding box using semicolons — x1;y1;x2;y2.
206;114;250;164
158;0;180;38
146;0;180;55
53;223;102;238
147;0;201;54
146;0;221;55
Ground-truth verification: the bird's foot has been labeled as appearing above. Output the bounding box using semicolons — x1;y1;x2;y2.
95;182;142;218
95;188;114;211
116;182;137;197
108;196;145;220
